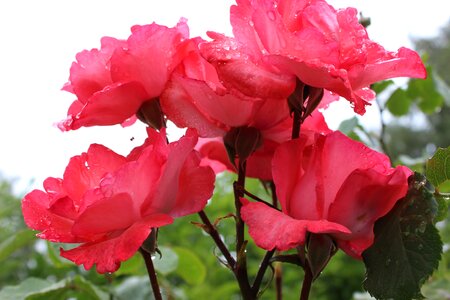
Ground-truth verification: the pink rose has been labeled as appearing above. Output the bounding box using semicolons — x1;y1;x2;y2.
22;129;215;273
161;37;295;138
241;131;412;258
204;0;426;114
59;20;191;130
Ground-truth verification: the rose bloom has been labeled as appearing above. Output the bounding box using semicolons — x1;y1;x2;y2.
202;0;426;114
241;131;412;258
59;19;192;131
22;129;215;273
162;37;338;180
161;37;293;138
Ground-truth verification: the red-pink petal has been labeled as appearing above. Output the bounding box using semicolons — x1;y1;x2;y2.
62;81;148;130
241;200;350;251
72;193;136;239
65;37;126;103
111;21;189;98
62;144;127;207
22;190;80;243
61;214;173;273
328;167;411;258
170;151;215;217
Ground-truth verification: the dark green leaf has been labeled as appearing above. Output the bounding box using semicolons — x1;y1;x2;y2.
426;146;450;189
372;80;394;94
173;246;206;285
386;88;412;116
0;230;36;262
363;173;443;300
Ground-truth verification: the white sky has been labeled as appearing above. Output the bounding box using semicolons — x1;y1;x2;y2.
0;0;448;194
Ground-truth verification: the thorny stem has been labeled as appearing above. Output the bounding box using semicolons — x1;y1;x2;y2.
140;247;163;300
233;161;254;299
299;262;313;300
197;210;236;268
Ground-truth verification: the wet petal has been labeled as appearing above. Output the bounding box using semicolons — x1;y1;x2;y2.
241;200;350;251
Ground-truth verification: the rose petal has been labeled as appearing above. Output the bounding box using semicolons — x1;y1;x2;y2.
241;200;350;251
61;214;173;273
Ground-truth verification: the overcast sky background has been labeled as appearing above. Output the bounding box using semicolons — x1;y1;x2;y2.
0;0;449;194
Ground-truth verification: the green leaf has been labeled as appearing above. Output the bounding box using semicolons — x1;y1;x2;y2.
434;193;449;223
338;117;359;135
153;246;179;275
25;276;109;300
372;80;394;94
362;173;443;300
0;278;52;300
114;276;151;300
386;88;412;116
426;146;450;189
422;277;450;299
115;253;145;276
0;229;36;262
45;242;73;269
173;246;206;285
407;66;444;114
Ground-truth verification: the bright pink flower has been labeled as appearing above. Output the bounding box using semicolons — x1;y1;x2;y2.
59;20;191;131
161;37;295;138
22;129;215;273
241;131;412;258
206;0;426;114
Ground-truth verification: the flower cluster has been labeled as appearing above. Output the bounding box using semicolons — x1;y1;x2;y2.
23;0;425;277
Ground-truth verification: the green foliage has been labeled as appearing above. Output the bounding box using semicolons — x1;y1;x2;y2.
363;174;443;300
384;66;445;117
0;276;109;300
426;146;450;190
0;229;35;262
407;66;445;114
172;247;206;285
386;88;412;116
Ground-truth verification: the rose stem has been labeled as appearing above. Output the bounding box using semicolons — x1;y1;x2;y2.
299;263;313;300
233;160;254;299
197;210;236;268
140;247;163;300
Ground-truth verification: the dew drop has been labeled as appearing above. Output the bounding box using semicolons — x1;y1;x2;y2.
267;10;276;21
385;258;392;267
416;221;427;234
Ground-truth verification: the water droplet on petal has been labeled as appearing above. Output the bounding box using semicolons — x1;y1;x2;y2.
267;10;276;21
